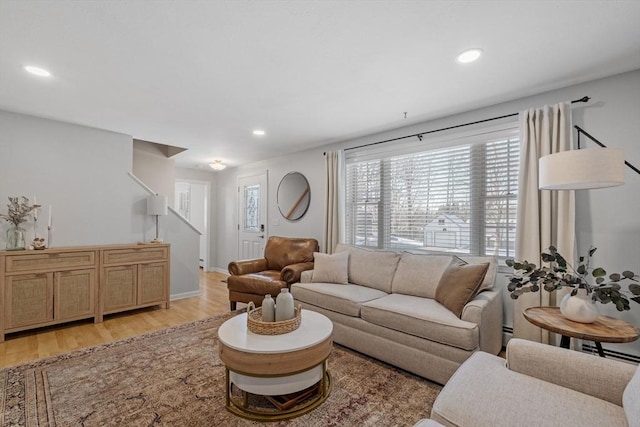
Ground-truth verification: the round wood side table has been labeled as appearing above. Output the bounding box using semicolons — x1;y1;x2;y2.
523;306;639;357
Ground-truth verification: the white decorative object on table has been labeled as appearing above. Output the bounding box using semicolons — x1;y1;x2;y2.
47;205;53;248
261;294;275;322
276;288;295;321
560;289;600;323
507;246;640;316
47;226;53;248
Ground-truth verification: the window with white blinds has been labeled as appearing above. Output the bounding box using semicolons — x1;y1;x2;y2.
345;125;519;258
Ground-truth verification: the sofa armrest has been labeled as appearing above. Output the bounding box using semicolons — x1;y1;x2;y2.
506;338;636;406
300;270;313;283
228;258;268;275
461;290;502;355
281;262;315;284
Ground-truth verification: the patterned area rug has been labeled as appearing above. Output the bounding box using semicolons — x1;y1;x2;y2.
0;312;441;426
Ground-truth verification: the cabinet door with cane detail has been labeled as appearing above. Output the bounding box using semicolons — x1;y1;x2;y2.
54;269;95;320
103;265;138;314
5;273;53;328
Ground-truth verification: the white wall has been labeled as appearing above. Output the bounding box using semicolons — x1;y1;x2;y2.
0;111;200;298
215;148;325;273
214;70;640;357
132;140;176;207
0;110;141;245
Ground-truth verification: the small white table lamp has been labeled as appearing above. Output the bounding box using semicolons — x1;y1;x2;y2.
147;194;168;243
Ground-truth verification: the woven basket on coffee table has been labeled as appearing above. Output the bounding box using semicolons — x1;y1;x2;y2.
246;301;302;335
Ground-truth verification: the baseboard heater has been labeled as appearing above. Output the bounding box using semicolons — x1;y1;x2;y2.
502;325;639;364
581;343;640;364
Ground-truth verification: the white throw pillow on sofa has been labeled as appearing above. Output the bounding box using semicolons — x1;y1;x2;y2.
311;251;349;284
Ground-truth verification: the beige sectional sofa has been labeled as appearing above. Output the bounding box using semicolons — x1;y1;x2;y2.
291;244;503;385
416;338;639;427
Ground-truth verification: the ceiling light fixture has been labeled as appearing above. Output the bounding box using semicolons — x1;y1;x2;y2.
209;160;227;171
24;65;51;77
253;130;265;136
456;48;483;64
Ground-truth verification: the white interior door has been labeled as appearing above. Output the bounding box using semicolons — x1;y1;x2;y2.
175;179;209;270
238;172;268;260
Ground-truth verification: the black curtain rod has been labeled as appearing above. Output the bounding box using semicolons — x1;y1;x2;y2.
342;96;591;152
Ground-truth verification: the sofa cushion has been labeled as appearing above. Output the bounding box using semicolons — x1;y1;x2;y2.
623;365;640;427
291;282;388;317
335;244;400;293
311;251;349;284
360;294;479;350
459;256;497;292
435;259;490;317
392;253;456;298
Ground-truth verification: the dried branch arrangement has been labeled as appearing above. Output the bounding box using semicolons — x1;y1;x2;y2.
0;197;36;226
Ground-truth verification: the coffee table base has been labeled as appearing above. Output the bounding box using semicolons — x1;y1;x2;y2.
225;369;332;421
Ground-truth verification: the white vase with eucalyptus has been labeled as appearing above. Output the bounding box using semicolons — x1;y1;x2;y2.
559;288;600;323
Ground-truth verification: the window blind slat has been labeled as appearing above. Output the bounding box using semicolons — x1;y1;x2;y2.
345;127;519;257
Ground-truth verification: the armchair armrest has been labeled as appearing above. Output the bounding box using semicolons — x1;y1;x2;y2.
281;262;315;284
506;338;637;406
228;258;268;276
461;290;502;355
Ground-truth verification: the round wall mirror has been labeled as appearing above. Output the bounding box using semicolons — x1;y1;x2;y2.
277;172;311;221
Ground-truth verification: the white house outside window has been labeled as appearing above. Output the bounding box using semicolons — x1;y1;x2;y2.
344;125;519;259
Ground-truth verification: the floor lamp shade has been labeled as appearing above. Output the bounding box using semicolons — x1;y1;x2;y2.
147;195;168;216
539;148;625;190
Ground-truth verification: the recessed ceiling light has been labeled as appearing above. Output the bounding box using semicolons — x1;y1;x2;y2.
253;130;265;136
456;49;483;64
24;65;51;77
209;160;227;171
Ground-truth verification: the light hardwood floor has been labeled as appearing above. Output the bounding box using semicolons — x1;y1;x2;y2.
0;270;237;368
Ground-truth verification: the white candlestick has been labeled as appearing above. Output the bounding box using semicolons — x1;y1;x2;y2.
48;205;52;228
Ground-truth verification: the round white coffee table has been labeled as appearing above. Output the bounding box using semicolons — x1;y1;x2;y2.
218;309;333;421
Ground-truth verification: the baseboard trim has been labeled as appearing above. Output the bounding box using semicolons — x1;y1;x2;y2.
170;290;202;301
210;267;228;274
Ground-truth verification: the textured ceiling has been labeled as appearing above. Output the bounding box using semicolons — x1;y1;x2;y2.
1;1;639;169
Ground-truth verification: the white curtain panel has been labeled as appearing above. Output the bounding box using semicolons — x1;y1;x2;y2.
514;102;576;344
324;151;341;254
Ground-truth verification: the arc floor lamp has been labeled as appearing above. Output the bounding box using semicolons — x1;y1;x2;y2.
539;126;639;190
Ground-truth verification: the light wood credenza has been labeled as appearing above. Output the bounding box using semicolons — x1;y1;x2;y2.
0;243;170;342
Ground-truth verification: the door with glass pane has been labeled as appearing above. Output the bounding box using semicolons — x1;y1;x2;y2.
237;172;268;260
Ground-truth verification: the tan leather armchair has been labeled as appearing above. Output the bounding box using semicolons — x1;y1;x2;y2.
227;236;318;310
